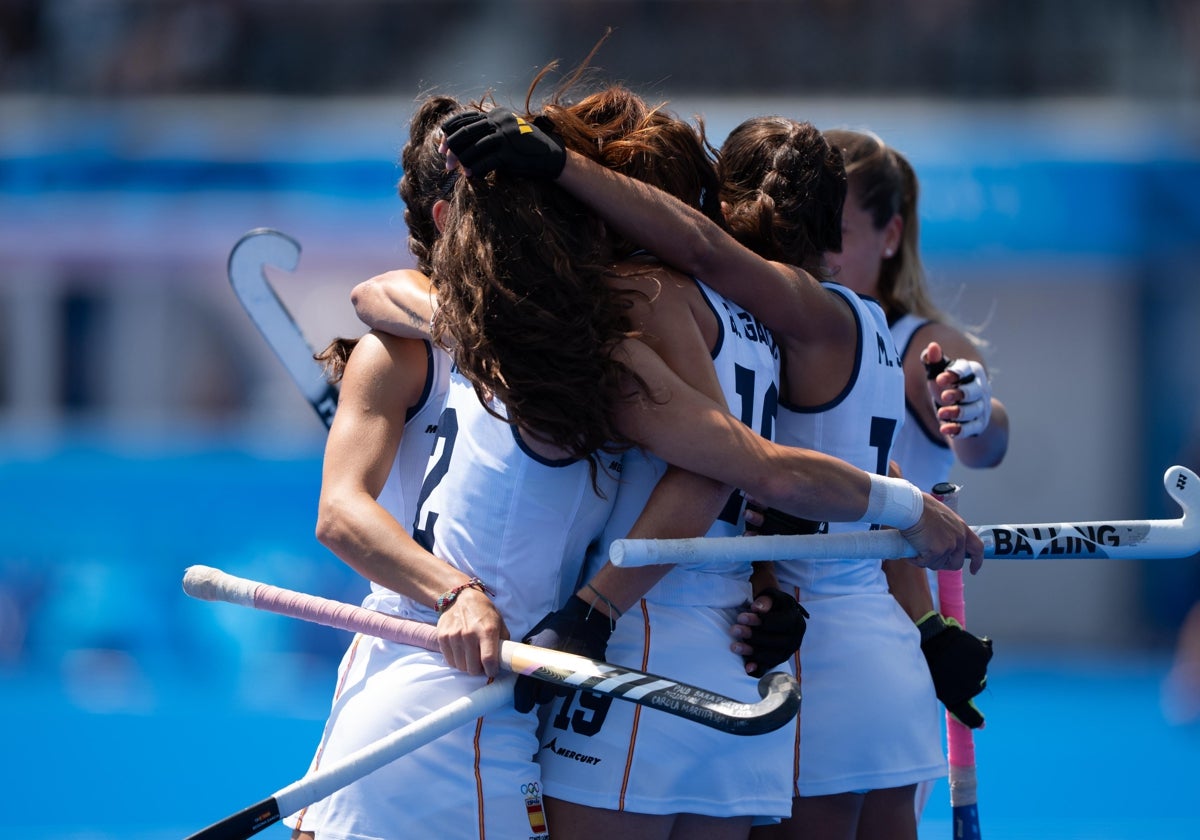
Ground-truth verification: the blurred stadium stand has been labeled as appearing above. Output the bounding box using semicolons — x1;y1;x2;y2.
0;0;1198;99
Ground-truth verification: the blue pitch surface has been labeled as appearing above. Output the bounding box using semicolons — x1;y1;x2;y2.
6;651;1198;838
3;447;1198;838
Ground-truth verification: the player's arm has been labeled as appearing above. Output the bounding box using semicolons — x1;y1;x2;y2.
883;558;936;621
318;331;507;675
561;269;738;619
555;148;853;346
350;269;437;341
882;458;937;620
581;466;734;618
440;108;850;346
613;338;983;573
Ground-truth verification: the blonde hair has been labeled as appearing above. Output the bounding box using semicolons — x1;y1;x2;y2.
823;129;946;323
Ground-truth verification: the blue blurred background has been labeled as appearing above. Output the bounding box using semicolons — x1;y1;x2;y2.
2;2;1200;837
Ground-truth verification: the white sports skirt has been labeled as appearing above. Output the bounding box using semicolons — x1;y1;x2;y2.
283;635;549;840
536;599;795;821
790;591;946;796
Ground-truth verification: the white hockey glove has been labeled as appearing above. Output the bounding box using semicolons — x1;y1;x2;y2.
931;358;993;438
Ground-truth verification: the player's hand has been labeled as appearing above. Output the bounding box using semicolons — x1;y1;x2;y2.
436;587;509;678
922;342;993;438
439;107;566;179
918;611;993;728
900;493;985;574
513;594;615;713
731;587;809;677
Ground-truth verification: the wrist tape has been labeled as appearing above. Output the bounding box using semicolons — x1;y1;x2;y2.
861;475;924;530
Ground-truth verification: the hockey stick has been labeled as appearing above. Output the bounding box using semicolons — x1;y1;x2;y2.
183;676;516;840
227;228;339;428
610;465;1200;567
183;565;801;737
933;482;982;840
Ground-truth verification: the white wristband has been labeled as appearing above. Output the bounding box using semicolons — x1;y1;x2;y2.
861;475;924;530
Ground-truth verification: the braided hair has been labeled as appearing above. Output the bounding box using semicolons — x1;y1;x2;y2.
718;116;846;275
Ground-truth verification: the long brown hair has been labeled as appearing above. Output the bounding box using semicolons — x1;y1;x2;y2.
431;171;643;486
399;94;465;275
542;86;725;256
316;94;465;382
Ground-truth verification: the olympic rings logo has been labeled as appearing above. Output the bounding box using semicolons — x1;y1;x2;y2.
521;782;541;797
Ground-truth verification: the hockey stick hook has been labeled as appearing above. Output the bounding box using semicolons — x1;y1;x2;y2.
227;228;338;428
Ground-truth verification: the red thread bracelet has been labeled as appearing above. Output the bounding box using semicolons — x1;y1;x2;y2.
434;577;495;614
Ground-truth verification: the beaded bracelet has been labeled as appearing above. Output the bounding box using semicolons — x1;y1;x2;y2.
434;577;495;614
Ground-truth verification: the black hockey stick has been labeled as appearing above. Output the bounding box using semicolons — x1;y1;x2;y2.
183;564;801;738
180;565;800;839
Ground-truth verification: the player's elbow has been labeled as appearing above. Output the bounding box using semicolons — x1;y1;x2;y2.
315;491;357;553
349;276;380;318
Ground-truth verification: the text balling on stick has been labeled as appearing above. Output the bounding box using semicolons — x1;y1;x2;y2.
610;464;1199;567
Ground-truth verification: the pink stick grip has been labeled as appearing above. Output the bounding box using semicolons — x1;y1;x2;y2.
935;484;977;769
936;566;977;767
250;581;440;652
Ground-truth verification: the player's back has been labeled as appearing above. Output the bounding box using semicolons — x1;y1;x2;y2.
402;368;620;636
775;283;906;596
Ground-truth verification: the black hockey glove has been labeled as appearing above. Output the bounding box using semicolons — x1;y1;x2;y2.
513;594;615;714
745;500;825;537
440;107;566;179
741;587;809;678
917;611;993;729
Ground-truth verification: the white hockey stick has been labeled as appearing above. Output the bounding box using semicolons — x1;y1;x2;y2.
610;465;1200;567
228;228;339;428
183;676;516;840
183;565;801;737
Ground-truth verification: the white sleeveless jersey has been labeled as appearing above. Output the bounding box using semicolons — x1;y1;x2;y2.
585;277;781;607
289;365;620;840
770;286;944;796
774;283;905;597
402;368;620;635
539;279;796;822
361;340;452;614
888;313;956;494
